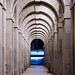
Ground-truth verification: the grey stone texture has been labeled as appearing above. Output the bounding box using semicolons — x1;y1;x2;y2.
0;0;74;75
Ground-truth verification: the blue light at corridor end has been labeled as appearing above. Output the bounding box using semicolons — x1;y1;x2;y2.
31;50;44;65
31;57;44;60
31;50;44;55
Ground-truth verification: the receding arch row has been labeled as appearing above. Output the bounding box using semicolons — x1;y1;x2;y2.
26;18;52;32
29;34;46;40
30;32;46;39
29;36;45;44
12;0;64;24
29;33;46;43
26;27;49;37
23;11;54;34
22;11;54;27
28;34;46;43
26;23;50;35
28;28;48;36
20;1;58;21
57;0;64;13
28;30;47;39
12;0;64;16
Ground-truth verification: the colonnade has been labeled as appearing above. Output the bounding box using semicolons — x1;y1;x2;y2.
44;1;75;75
0;1;30;75
0;0;75;75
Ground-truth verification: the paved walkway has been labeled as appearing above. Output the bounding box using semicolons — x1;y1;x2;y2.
22;65;53;75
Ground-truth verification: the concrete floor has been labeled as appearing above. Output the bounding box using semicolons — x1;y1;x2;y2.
22;65;53;75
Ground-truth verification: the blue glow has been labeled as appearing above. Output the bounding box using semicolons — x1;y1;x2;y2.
31;50;44;65
31;57;44;60
31;50;44;55
31;57;44;65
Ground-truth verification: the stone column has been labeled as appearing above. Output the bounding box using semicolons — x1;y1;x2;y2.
6;0;15;75
51;35;54;74
70;2;75;75
13;26;19;75
48;39;51;72
24;39;27;71
0;3;3;75
0;3;6;75
2;0;7;75
26;43;30;68
62;3;71;75
49;39;52;73
46;43;48;69
44;44;46;66
57;22;63;75
6;18;14;75
2;7;6;75
46;41;51;70
50;39;52;73
21;36;25;73
53;27;57;75
73;4;75;75
44;42;49;68
18;32;22;75
25;42;28;68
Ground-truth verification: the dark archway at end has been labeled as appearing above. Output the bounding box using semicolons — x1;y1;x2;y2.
31;39;44;65
31;39;44;50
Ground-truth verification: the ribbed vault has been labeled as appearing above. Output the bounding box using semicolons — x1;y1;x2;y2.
12;0;64;45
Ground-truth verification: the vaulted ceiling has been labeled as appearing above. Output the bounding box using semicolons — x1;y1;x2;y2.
12;0;64;44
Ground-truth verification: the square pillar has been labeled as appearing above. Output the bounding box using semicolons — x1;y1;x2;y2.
57;23;63;75
0;4;3;75
62;18;71;75
2;2;6;75
14;27;19;75
53;32;57;75
18;32;22;75
70;2;75;75
51;36;54;74
62;4;71;75
6;18;14;75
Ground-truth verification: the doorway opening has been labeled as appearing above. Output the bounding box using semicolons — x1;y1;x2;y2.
31;39;44;65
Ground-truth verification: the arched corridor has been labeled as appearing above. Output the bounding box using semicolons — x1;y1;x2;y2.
0;0;75;75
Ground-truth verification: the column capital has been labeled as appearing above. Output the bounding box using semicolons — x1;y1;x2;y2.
70;4;74;10
22;35;25;39
57;22;63;30
0;3;3;7
2;6;6;11
18;32;22;35
51;35;54;39
48;39;51;42
54;32;57;34
0;2;6;11
14;27;19;30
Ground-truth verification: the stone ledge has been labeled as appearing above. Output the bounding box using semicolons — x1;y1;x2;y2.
57;27;62;31
14;27;19;30
54;32;57;34
0;3;3;7
63;18;71;21
18;32;22;35
0;3;6;11
2;6;6;11
6;18;14;23
22;36;25;39
70;2;75;9
65;5;70;6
